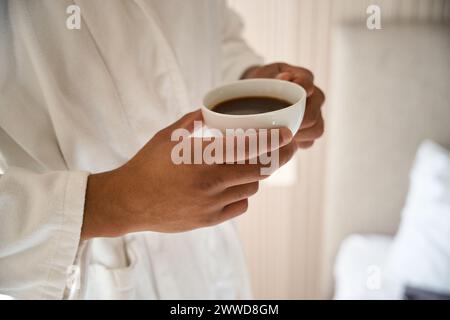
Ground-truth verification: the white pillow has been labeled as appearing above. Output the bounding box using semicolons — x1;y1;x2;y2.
333;234;397;299
385;140;450;296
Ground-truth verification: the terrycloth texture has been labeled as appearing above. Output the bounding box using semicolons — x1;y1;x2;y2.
0;168;88;299
0;0;261;299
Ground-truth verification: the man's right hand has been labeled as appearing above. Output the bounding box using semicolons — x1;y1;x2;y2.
81;110;297;240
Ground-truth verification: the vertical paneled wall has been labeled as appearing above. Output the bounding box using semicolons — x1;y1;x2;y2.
229;0;449;299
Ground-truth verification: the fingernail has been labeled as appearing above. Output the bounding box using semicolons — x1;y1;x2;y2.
276;72;291;80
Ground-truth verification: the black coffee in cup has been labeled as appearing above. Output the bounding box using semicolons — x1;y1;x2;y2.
212;96;291;115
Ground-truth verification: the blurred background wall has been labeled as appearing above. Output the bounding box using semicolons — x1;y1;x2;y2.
230;0;450;299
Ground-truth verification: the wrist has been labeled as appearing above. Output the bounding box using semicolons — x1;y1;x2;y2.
81;169;129;240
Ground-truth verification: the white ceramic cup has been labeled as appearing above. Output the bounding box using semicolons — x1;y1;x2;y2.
202;79;306;134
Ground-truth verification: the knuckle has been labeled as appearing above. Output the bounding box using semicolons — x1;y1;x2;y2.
274;62;288;68
318;127;325;138
296;67;314;80
304;69;314;80
197;175;224;191
303;116;317;128
236;189;246;200
300;141;314;149
250;182;259;195
316;86;326;102
316;119;325;138
240;199;249;214
242;182;259;198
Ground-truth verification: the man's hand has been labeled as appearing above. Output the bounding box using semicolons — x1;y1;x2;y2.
242;62;325;149
81;110;297;240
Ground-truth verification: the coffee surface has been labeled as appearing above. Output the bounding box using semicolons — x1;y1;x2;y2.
212;96;291;115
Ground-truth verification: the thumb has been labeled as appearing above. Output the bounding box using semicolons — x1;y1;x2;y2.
169;109;203;132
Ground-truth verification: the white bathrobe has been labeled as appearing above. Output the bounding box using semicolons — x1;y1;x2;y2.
0;0;262;299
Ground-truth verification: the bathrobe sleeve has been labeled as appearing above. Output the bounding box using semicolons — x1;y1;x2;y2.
0;167;88;299
220;2;264;83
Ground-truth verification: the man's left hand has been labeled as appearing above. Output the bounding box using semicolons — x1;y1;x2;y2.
242;62;325;149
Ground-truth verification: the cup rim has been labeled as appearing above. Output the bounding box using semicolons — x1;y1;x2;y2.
202;78;306;119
